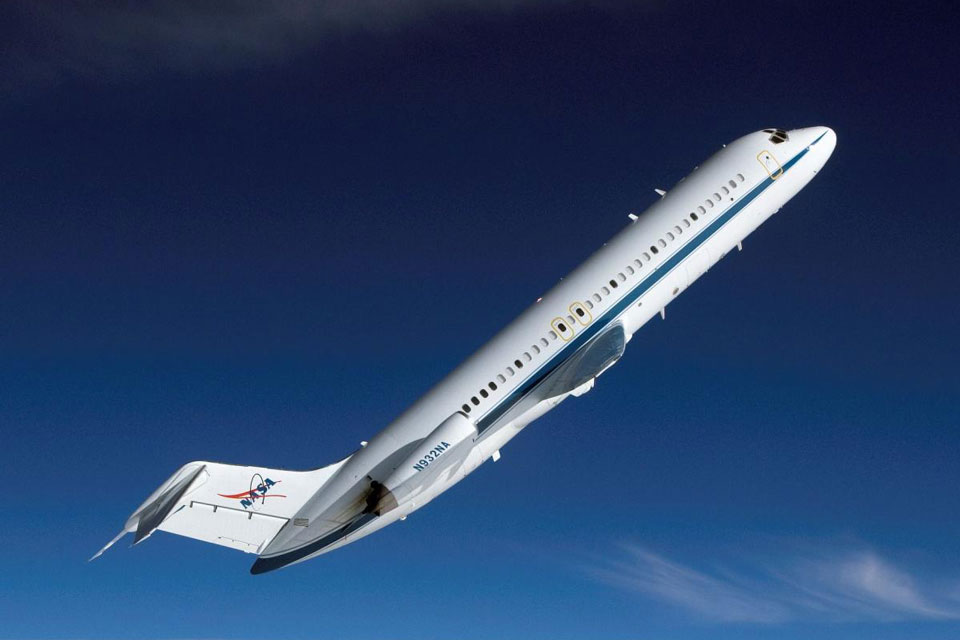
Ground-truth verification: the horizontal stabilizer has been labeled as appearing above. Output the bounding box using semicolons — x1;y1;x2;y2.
93;455;351;560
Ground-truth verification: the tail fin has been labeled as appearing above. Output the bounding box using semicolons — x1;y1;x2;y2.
92;456;351;560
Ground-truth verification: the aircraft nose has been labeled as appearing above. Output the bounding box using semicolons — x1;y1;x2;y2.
817;126;837;154
791;125;836;152
789;125;836;163
810;126;836;162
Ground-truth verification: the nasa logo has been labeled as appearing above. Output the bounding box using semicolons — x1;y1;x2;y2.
218;473;286;510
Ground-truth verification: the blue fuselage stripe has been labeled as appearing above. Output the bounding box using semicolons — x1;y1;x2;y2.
476;144;811;433
258;138;820;570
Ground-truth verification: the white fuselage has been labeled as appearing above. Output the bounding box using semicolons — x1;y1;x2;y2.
255;126;837;569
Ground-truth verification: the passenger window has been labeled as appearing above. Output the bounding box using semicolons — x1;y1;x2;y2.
643;252;651;260
634;259;642;268
552;317;575;341
698;205;706;214
480;389;489;398
471;396;479;406
523;352;531;362
507;367;515;376
548;331;558;340
462;404;471;413
729;179;737;188
497;373;506;383
658;239;666;248
691;212;699;221
532;344;540;354
618;272;626;282
570;301;592;326
667;232;674;241
592;293;601;303
737;173;745;182
609;279;618;289
683;219;690;227
566;315;575;325
675;225;682;233
489;381;498;390
721;186;729;195
585;300;594;310
706;199;714;208
713;193;721;201
650;246;658;254
540;337;548;347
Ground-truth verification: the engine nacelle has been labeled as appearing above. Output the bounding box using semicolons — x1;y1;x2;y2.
370;412;477;515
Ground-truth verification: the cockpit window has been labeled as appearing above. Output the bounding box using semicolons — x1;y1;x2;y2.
769;128;789;144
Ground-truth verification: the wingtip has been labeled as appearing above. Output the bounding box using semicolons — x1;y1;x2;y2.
89;528;130;562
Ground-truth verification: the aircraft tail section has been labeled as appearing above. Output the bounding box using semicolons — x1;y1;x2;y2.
92;456;351;559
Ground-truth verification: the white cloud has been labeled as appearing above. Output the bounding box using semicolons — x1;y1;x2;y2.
588;542;960;624
593;546;792;622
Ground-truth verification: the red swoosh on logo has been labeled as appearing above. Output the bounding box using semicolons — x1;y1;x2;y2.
218;491;287;500
217;479;286;500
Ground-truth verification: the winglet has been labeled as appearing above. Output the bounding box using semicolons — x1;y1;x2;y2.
132;464;207;545
89;527;132;561
91;463;207;560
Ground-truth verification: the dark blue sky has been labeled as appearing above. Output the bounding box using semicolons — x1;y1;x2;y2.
2;2;959;638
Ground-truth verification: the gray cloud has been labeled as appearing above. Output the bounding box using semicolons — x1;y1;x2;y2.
588;542;960;624
4;0;565;92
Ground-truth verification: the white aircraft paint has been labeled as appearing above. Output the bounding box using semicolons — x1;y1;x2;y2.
95;126;836;573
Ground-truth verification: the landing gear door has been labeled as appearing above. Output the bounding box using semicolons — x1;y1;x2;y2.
757;150;783;180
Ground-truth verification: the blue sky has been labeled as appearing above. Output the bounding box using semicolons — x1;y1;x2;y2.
2;1;959;638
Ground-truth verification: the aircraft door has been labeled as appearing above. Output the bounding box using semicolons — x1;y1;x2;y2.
757;150;783;179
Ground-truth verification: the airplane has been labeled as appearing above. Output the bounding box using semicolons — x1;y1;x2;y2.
94;126;836;573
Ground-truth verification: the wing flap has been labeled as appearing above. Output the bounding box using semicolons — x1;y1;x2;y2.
159;501;289;554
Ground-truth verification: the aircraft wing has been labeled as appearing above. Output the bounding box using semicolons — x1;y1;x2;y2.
92;456;351;560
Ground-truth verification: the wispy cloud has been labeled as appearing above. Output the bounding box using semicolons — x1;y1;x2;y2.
588;542;960;623
4;0;558;92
